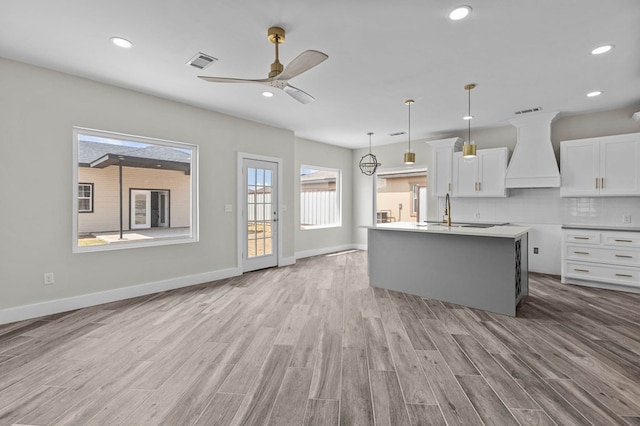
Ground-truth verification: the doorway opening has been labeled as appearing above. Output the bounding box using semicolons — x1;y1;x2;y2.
130;189;170;229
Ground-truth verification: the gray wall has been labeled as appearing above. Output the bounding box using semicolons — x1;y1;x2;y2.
0;58;296;312
295;137;354;256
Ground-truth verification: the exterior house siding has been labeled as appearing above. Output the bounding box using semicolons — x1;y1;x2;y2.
77;166;190;234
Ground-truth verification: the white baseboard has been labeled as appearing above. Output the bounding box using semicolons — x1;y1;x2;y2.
279;256;296;267
295;244;363;260
0;267;241;325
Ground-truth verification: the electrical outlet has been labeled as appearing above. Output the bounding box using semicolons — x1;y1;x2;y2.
224;204;233;213
533;247;539;254
475;212;481;219
43;272;55;285
623;215;631;224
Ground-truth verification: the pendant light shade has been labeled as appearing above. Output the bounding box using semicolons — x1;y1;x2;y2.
463;84;477;159
359;132;382;175
404;99;415;164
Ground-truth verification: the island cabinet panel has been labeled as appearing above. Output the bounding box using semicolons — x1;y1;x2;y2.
452;147;508;198
561;226;640;292
367;227;528;317
560;132;640;197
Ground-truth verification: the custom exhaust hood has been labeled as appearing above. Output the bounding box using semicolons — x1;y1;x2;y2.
505;111;560;188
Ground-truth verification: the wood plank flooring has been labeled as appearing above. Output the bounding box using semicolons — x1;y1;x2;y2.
1;250;640;425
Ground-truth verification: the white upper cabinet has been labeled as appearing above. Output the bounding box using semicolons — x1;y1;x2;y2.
428;138;462;197
560;133;640;197
453;147;508;197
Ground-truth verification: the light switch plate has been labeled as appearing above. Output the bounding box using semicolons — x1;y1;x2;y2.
224;204;233;213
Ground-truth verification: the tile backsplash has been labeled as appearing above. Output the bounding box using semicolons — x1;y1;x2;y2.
438;188;640;226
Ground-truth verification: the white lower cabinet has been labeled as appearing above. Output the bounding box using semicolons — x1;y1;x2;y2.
562;228;640;292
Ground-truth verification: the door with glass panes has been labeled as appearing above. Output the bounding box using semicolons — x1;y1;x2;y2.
242;159;278;272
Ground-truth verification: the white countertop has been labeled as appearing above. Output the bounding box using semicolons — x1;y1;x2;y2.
366;222;530;238
562;224;640;233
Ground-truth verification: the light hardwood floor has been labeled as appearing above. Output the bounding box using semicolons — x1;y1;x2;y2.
1;250;640;425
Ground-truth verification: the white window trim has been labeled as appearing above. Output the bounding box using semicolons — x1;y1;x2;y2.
300;164;342;230
72;127;199;253
78;183;93;213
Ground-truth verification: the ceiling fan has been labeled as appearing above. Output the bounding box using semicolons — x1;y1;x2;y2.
198;26;328;104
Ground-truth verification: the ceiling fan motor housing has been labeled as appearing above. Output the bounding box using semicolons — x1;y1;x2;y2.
268;27;285;78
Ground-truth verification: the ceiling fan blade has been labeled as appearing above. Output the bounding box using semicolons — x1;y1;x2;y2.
283;84;315;104
198;76;271;84
277;50;328;81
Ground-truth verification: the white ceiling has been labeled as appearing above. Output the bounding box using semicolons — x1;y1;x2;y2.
1;1;639;148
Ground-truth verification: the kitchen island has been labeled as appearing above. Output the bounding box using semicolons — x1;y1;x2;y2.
367;222;529;316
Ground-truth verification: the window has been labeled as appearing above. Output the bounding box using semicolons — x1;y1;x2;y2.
376;169;427;223
72;127;198;252
300;166;341;229
78;183;93;213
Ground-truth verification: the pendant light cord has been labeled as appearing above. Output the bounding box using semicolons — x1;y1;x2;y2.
468;86;471;142
408;101;411;153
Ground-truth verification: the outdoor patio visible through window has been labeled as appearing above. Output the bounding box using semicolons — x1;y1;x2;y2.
300;166;341;229
72;127;198;252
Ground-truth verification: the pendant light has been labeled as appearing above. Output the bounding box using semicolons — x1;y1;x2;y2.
462;84;477;158
359;132;382;175
404;99;416;164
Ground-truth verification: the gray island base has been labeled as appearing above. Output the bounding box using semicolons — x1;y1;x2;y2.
367;223;529;317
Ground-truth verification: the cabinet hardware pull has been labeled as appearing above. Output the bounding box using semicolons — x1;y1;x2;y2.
615;239;633;243
574;237;590;240
574;251;590;254
448;183;451;192
615;254;633;258
601;177;604;188
574;268;589;272
478;182;481;191
615;273;633;278
595;177;599;189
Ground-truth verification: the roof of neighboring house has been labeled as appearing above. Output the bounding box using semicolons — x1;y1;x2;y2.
78;140;191;174
301;170;337;184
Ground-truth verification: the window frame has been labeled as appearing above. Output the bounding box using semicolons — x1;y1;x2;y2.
72;127;199;253
78;183;94;213
299;164;342;230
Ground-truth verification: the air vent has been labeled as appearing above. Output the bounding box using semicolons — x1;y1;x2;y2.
186;52;218;69
514;107;543;115
389;131;406;137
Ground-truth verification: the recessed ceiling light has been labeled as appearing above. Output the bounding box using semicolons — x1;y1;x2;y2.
463;115;474;120
449;6;472;21
110;37;133;49
587;91;603;97
591;44;613;55
262;91;274;98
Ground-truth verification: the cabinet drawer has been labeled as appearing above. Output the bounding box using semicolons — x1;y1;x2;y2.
564;231;600;245
564;261;640;287
565;245;640;266
602;232;640;248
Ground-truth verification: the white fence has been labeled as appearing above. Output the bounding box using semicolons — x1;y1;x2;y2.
301;190;339;226
247;193;272;221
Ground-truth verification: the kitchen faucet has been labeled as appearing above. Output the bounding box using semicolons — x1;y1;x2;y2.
444;193;452;226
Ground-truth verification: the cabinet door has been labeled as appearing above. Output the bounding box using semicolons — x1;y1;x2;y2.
600;136;640;196
477;148;507;197
433;146;453;197
453;152;478;197
560;140;599;197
